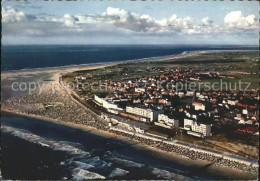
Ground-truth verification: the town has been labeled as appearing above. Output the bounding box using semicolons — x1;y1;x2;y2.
73;66;258;144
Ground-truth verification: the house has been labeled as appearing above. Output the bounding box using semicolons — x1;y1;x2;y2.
242;109;255;117
192;102;206;111
186;91;195;96
246;120;256;125
178;92;185;98
238;117;246;124
135;87;146;93
227;100;239;106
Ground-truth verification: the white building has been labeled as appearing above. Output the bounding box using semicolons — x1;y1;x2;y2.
94;94;104;105
242;109;254;117
103;99;121;110
238;119;245;124
196;92;201;97
135;87;146;93
94;95;123;113
227;100;239;106
156;114;179;129
184;118;211;137
126;106;163;121
192;102;206;111
186;91;195;96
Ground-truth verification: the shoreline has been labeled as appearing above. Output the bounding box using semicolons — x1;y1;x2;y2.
2;49;257;75
1;49;258;179
1;109;257;180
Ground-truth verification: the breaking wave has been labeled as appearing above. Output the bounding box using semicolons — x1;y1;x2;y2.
108;168;129;178
72;168;105;180
2;126;90;156
2;125;196;179
151;167;191;180
108;156;144;168
2;125;106;179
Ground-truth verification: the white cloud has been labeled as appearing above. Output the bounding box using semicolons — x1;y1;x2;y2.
2;6;258;40
105;7;129;22
224;11;256;28
99;7;200;34
63;14;78;27
201;17;213;26
2;7;27;23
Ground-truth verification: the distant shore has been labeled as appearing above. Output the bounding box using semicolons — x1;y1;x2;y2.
2;49;257;75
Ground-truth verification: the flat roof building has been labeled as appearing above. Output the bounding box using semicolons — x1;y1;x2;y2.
184;118;211;137
126;106;163;121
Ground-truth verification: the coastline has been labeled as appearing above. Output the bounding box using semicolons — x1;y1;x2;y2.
1;109;257;180
1;49;258;179
2;49;257;76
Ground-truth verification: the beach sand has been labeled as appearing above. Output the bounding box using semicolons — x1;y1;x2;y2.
1;64;110;101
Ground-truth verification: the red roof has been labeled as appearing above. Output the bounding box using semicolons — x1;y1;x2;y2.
193;102;203;106
232;127;258;135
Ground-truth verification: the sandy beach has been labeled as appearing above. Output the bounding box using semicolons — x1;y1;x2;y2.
1;50;258;180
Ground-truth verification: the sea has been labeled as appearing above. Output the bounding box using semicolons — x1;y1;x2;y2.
1;45;258;180
1;45;258;71
2;111;249;180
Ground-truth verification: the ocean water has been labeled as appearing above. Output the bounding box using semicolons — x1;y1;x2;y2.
1;45;257;71
1;111;242;180
1;112;191;180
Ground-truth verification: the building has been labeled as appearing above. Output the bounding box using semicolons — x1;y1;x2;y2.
227;100;239;106
94;94;104;105
183;118;211;137
156;114;179;129
186;91;195;96
135;87;146;93
126;106;163;121
94;95;123;113
192;102;206;111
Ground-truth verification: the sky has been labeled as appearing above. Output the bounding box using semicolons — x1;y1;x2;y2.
2;1;259;45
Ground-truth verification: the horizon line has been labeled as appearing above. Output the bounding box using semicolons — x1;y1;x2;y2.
2;44;259;47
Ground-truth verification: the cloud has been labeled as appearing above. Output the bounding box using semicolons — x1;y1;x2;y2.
224;11;256;29
2;7;27;23
1;6;258;44
97;7;202;34
2;7;36;23
63;14;79;27
201;17;213;26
